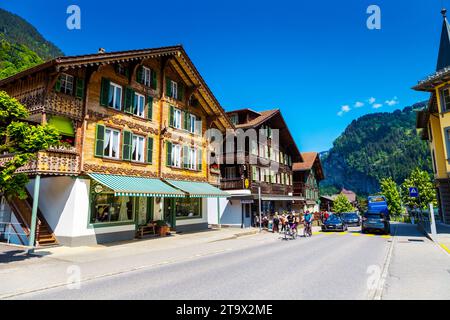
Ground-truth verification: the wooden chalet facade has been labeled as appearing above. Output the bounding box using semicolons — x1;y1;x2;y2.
292;152;324;213
217;108;303;227
0;45;233;246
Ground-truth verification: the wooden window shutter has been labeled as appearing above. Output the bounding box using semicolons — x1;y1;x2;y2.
124;87;134;113
183;112;189;131
150;69;157;89
136;66;143;84
178;83;184;101
166;77;172;98
122;131;132;161
100;78;110;106
55;76;62;92
75;78;85;99
166;141;172;167
147;137;153;164
196;119;202;135
169;105;174;127
183;145;189;169
197;148;202;171
94;124;105;157
147;96;153;120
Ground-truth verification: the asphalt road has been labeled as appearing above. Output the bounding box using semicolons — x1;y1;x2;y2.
16;227;392;300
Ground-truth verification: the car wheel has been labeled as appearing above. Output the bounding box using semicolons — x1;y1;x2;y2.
361;229;366;234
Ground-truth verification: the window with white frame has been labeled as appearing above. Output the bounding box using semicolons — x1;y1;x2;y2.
171;80;178;100
173;108;182;129
143;67;151;87
103;128;120;158
133;93;145;117
189;114;196;134
132;134;145;162
60;73;74;95
172;144;181;168
229;114;238;125
188;147;197;170
108;82;122;110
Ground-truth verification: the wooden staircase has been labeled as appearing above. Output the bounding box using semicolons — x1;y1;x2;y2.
6;192;58;247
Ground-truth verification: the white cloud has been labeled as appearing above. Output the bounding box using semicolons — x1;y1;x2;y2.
373;103;383;109
385;96;399;106
368;97;376;104
354;101;364;108
337;105;351;116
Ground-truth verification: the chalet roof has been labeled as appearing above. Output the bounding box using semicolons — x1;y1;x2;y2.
340;188;357;203
226;108;261;116
0;45;234;130
414;9;450;91
234;109;279;129
227;108;302;162
292;152;325;181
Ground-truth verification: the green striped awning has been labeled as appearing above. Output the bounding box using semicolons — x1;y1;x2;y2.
165;180;230;198
88;173;186;198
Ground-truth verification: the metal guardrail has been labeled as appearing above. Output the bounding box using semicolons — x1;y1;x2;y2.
0;222;28;245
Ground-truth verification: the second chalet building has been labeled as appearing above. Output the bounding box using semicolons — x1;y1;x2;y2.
0;46;233;246
214;108;305;227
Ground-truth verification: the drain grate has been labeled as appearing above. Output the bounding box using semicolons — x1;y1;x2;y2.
408;239;425;242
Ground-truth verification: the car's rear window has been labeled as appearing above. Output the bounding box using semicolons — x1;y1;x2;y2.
364;212;383;218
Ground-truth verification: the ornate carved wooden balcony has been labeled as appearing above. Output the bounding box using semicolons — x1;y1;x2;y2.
43;92;83;120
0;147;80;176
16;89;83;121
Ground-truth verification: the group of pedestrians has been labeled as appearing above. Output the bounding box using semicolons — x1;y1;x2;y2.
253;211;315;234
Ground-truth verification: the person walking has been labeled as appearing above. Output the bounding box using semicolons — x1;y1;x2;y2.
273;212;280;233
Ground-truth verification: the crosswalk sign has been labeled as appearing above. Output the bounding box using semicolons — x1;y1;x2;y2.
409;187;419;198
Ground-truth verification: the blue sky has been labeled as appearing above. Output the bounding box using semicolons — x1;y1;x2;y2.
0;0;445;151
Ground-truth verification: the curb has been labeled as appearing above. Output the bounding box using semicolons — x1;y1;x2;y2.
417;223;450;256
208;230;259;243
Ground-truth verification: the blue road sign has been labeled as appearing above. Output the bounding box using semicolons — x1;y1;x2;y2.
409;187;419;198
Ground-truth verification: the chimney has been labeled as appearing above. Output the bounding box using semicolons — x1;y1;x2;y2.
98;48;106;54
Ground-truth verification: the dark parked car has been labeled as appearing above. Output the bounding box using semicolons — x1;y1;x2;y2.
342;212;361;227
321;215;348;232
361;211;390;235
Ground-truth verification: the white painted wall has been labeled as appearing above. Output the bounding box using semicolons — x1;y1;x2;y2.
26;177;135;240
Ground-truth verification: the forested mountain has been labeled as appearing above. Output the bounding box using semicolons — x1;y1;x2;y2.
320;103;432;196
0;8;63;79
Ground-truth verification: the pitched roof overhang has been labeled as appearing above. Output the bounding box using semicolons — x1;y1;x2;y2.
228;108;303;162
292;152;325;181
0;45;234;131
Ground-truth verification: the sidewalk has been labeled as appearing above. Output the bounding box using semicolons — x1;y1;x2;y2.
383;223;450;300
0;227;258;299
419;221;450;254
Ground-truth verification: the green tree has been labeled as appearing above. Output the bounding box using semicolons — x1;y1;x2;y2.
401;167;437;210
332;194;354;213
0;91;60;198
380;177;402;216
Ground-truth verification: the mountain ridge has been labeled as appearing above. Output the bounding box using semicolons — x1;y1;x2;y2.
320;102;432;196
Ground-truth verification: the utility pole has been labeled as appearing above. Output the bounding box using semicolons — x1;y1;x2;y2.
258;186;262;232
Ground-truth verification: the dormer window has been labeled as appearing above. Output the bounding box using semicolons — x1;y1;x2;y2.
230;114;238;125
441;87;450;112
60;73;74;95
171;80;178;100
143;67;151;87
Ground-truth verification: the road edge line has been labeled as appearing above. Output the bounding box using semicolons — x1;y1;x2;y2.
372;223;397;300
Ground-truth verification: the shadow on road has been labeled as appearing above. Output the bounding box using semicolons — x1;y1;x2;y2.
0;246;42;264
